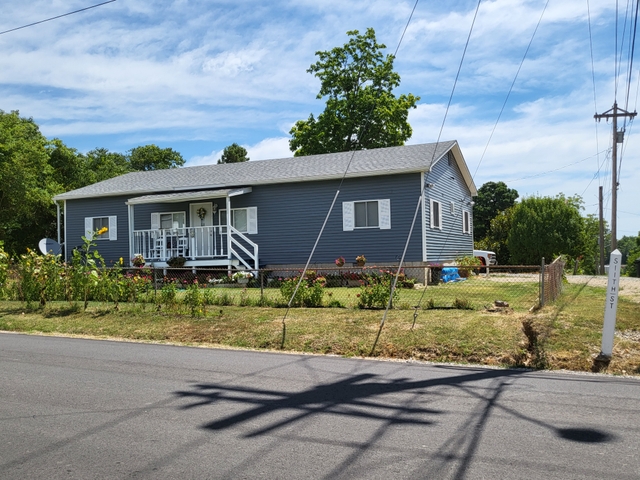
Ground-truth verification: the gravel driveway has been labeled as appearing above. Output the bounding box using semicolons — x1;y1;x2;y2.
566;275;640;302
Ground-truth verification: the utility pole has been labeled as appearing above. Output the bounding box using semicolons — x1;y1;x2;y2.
594;102;637;251
599;186;605;274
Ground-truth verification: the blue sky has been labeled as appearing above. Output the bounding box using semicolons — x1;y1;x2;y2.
2;0;639;238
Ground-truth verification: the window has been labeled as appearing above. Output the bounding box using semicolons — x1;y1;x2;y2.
151;212;186;230
84;216;117;240
342;200;390;231
354;201;379;228
218;207;258;234
430;200;442;229
463;210;471;234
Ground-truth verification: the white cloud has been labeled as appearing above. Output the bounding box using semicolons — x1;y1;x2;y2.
1;0;638;234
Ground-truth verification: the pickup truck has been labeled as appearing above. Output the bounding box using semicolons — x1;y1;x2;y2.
473;249;497;267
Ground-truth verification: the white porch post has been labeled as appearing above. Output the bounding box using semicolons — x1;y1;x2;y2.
128;203;135;266
63;200;68;262
226;195;232;270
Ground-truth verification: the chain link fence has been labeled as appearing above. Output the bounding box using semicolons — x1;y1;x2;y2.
539;256;566;306
4;261;549;312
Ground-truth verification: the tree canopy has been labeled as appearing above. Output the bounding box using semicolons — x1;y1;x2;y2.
289;28;419;156
0;110;187;255
0;110;60;253
507;195;587;265
473;181;519;240
218;143;249;164
128;144;184;171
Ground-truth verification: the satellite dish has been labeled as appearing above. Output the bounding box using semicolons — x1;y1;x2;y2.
38;238;62;256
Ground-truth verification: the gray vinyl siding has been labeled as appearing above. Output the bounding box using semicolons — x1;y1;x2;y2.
424;152;474;262
64;195;130;265
232;173;424;266
133;203;193;230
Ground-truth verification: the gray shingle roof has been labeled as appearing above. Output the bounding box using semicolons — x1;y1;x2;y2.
54;141;470;201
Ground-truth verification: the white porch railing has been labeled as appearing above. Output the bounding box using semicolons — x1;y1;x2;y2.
133;226;258;269
229;225;259;271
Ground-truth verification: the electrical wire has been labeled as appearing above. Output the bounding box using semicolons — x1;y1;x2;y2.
587;0;604;190
280;0;421;348
372;0;483;351
0;1;116;35
472;0;550;179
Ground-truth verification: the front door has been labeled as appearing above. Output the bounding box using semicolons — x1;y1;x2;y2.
189;202;214;257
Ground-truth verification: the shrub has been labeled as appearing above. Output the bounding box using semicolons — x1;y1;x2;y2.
280;271;326;307
183;281;204;316
455;255;481;278
452;297;473;310
357;270;399;309
0;243;9;299
160;282;178;306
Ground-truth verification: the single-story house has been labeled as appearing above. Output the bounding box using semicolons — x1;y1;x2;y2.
52;141;477;270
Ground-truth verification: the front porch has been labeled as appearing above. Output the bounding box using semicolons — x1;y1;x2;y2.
127;187;258;270
132;225;258;270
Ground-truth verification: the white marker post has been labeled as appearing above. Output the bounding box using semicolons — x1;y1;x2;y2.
601;249;622;357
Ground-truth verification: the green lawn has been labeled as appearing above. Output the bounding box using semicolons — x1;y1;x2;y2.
1;281;638;376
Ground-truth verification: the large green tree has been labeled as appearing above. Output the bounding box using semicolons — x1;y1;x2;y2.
507;195;587;265
47;139;88;192
474;207;515;265
0;110;61;254
84;148;130;184
617;234;639;264
218;143;249;164
473;181;518;240
289;28;419;156
127;144;184;171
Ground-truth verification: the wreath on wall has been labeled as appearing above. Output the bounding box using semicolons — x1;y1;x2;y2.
197;207;207;220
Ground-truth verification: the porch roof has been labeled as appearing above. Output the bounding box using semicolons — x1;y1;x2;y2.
126;187;252;205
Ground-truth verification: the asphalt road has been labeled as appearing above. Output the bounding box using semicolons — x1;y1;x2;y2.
1;333;639;479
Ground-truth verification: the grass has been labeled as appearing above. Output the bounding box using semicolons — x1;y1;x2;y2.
167;276;540;311
0;281;638;376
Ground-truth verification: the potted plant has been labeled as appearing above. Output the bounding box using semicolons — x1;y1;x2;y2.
132;254;145;268
232;270;254;284
167;256;187;268
335;256;345;267
355;255;367;267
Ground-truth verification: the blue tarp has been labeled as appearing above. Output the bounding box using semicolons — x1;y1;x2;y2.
441;267;466;283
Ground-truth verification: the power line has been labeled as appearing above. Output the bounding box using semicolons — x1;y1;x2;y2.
378;0;484;344
501;149;609;183
472;0;550;178
280;0;421;349
587;0;604;190
0;1;116;36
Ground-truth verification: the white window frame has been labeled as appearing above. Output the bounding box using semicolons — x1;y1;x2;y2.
84;216;117;241
342;199;391;231
463;210;471;234
218;207;258;234
151;211;186;230
430;200;442;230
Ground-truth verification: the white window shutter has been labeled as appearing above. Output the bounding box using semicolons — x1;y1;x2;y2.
247;207;258;234
342;202;354;231
85;217;93;239
109;216;117;241
151;213;160;230
379;199;391;229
